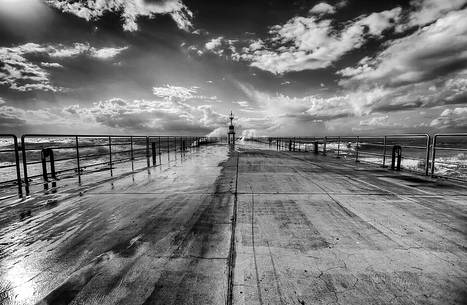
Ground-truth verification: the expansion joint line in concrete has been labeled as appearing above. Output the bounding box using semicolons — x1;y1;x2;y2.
249;184;264;305
226;151;239;305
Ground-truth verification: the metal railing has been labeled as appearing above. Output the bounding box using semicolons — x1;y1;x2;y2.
246;133;466;182
0;134;221;199
1;133;465;199
431;133;467;180
0;135;22;198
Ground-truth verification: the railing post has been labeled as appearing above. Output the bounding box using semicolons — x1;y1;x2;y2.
75;136;81;184
382;136;387;168
152;141;157;166
21;136;29;196
109;136;113;176
158;136;162;164
431;135;437;177
337;136;341;158
12;136;22;198
180;137;184;156
391;145;402;171
41;148;57;192
424;135;431;176
167;137;170;161
323;136;327;156
355;136;359;162
130;136;134;172
144;136;149;168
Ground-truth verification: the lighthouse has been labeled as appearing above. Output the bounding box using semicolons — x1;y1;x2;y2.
228;111;235;145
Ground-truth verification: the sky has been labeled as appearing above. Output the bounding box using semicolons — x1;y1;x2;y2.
0;0;466;137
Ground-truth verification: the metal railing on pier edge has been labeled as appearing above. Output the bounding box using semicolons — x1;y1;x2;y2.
0;134;225;200
246;133;467;182
0;133;465;199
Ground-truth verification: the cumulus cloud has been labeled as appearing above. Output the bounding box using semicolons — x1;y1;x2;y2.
0;42;127;91
152;84;218;101
0;44;57;92
203;37;240;57
0;102;68;132
239;83;389;122
405;0;466;28
45;0;193;32
359;115;389;126
153;84;198;100
238;70;467;131
41;62;63;68
309;3;336;15
1;95;228;134
338;8;467;87
67;97;227;133
235;7;401;74
430;107;467;128
205;37;223;51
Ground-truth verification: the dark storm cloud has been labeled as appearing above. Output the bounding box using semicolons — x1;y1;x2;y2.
0;43;127;92
338;8;467;88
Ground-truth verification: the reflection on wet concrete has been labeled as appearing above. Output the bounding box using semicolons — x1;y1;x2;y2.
0;144;234;304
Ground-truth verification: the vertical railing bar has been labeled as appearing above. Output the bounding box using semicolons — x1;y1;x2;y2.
167;137;170;161
323;136;327;156
13;136;23;198
145;136;150;168
130;136;134;172
21;135;29;196
75;136;81;184
431;135;437;177
424;134;430;176
355;136;359;162
158;136;161;164
337;136;340;158
382;136;387;168
151;140;156;167
109;136;113;176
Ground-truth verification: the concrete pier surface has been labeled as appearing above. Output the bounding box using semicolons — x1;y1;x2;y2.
0;144;466;304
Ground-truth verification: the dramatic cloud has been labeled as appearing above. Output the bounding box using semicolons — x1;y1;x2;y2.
234;7;401;74
338;8;467;87
203;37;239;57
0;95;227;134
405;0;467;28
430;107;467;128
309;3;336;15
359;115;389;127
2;0;466;136
45;0;193;31
152;84;217;101
0;102;66;132
40;62;63;68
153;85;198;100
65;97;227;133
205;37;223;51
0;43;127;91
238;70;467;133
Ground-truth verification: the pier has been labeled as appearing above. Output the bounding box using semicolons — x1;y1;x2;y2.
0;136;466;305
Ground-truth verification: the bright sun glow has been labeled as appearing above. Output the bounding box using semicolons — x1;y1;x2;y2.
0;0;49;20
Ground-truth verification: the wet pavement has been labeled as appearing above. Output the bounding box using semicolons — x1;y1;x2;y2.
0;144;466;304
